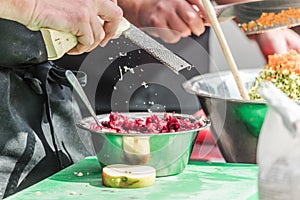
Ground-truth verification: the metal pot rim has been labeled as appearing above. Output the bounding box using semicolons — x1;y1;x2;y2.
77;112;211;136
182;68;267;104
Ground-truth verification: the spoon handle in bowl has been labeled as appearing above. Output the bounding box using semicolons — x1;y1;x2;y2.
65;70;102;126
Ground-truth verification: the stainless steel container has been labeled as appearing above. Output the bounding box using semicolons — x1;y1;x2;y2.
77;112;210;177
182;69;267;163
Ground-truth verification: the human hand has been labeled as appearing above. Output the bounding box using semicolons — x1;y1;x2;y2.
251;28;300;59
18;0;123;54
120;0;209;43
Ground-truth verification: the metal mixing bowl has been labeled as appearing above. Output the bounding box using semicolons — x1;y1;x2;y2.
77;112;210;177
182;69;267;163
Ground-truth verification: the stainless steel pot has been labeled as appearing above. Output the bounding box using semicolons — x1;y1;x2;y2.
183;69;267;163
77;112;210;176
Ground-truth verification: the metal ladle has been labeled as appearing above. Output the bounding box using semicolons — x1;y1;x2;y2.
65;70;102;126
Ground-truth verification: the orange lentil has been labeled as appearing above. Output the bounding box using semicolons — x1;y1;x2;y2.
265;76;272;81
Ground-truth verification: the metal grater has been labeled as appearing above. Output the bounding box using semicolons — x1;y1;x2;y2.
43;1;266;70
122;24;192;74
44;1;275;70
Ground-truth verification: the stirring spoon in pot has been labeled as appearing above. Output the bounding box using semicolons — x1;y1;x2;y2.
202;0;249;100
65;70;102;126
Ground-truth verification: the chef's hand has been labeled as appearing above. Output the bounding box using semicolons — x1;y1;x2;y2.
251;28;300;59
119;0;209;43
0;0;123;54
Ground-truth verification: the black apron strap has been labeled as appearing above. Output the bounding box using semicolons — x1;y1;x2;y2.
27;62;87;167
47;61;87;87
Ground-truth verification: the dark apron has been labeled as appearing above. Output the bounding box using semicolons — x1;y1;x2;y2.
0;19;93;198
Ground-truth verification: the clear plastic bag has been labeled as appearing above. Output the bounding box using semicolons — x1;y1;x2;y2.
258;82;300;200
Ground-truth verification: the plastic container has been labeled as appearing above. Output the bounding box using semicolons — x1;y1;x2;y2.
257;82;300;200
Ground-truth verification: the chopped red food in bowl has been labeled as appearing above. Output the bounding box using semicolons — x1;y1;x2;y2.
90;112;205;134
77;112;210;177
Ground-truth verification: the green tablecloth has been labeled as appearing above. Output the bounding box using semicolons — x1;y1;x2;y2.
7;157;259;200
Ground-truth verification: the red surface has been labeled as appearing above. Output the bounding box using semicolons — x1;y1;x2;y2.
195;127;215;144
191;109;225;162
190;129;224;162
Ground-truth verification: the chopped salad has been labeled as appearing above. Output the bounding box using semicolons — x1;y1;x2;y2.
249;50;300;100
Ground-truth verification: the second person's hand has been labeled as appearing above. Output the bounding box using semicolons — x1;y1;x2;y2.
119;0;209;43
251;28;300;60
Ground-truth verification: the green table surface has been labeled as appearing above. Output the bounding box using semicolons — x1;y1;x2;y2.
7;157;259;200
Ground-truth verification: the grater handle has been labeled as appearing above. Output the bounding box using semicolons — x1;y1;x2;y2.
41;17;131;60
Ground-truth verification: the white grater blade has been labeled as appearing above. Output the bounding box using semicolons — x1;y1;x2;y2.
122;24;192;74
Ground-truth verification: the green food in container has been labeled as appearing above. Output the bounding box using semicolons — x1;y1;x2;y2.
249;50;300;100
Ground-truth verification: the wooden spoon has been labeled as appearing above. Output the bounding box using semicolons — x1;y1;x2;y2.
202;0;249;100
